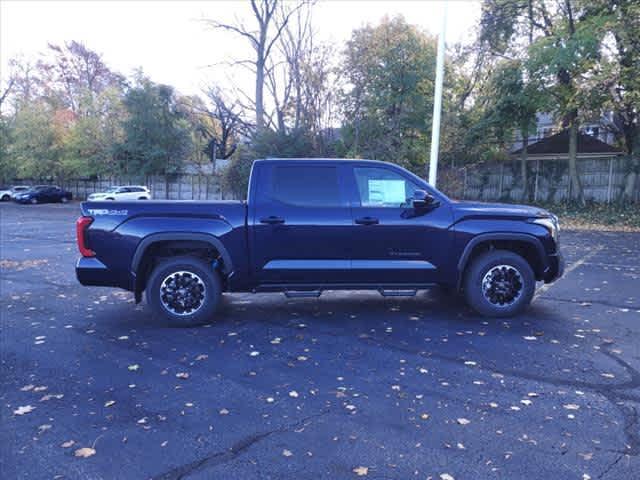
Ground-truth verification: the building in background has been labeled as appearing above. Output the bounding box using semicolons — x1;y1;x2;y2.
512;112;616;152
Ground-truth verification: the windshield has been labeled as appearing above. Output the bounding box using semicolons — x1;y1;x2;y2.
105;187;120;193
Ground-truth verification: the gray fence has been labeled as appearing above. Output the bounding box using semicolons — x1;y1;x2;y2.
47;174;234;201
11;156;638;204
440;155;639;203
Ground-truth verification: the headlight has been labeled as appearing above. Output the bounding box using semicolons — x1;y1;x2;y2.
532;216;559;243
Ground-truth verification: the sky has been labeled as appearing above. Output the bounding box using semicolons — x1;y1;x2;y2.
1;0;481;97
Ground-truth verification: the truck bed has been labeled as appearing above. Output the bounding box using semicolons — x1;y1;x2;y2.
78;200;248;291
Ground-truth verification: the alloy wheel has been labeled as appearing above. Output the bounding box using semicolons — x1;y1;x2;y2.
159;270;206;316
481;264;524;307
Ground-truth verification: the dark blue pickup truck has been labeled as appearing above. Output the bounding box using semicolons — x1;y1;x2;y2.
76;158;563;325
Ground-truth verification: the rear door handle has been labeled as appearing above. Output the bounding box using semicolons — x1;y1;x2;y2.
260;215;285;225
355;216;379;225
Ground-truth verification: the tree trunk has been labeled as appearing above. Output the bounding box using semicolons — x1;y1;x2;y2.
520;126;529;202
567;117;585;206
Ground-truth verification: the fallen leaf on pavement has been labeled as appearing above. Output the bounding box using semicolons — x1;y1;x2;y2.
13;405;35;415
74;447;96;458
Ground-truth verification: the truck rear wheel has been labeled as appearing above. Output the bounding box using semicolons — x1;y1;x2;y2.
147;256;221;327
463;250;535;317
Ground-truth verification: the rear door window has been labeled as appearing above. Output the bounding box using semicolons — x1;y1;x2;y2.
269;165;343;207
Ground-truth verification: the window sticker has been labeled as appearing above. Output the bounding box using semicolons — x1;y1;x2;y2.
367;179;405;205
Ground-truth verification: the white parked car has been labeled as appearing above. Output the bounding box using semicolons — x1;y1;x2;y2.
87;186;151;201
0;185;31;201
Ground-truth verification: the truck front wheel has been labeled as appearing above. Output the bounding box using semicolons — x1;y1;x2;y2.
147;256;221;327
463;250;535;317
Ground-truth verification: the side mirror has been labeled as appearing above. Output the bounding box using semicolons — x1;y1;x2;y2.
412;190;436;209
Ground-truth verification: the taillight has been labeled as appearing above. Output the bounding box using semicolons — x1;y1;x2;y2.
76;216;95;257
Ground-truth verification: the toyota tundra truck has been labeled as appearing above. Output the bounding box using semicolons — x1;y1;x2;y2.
76;158;564;326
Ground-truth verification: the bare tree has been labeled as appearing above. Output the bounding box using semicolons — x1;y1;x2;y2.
205;0;305;131
0;77;15;111
201;86;249;161
2;58;40;113
38;41;123;115
262;0;338;149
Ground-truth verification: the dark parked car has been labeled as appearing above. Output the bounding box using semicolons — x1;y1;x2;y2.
76;158;563;326
15;185;73;204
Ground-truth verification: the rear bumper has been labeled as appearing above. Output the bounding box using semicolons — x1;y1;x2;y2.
543;251;564;283
76;257;132;290
76;257;110;286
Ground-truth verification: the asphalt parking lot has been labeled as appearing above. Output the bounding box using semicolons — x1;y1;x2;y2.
1;201;639;480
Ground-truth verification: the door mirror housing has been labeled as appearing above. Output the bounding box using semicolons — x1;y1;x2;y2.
412;190;436;209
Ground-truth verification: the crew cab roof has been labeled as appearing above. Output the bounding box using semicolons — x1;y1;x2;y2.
255;158;393;166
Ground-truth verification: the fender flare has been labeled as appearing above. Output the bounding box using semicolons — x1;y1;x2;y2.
457;232;547;277
131;232;234;276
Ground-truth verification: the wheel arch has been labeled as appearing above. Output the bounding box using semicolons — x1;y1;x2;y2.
131;232;233;299
457;233;547;289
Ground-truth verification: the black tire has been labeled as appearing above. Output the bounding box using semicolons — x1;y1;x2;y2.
30;197;38;204
61;196;69;203
1;194;9;201
138;197;147;200
146;256;221;327
463;250;535;317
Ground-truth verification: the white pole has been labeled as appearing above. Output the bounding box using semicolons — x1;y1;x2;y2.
428;2;447;187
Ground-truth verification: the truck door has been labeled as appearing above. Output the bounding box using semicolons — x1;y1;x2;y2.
250;162;353;285
345;165;453;284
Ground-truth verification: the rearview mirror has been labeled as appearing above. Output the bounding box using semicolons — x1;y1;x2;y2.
412;190;436;209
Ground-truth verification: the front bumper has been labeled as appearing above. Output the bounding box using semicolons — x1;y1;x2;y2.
543;251;564;283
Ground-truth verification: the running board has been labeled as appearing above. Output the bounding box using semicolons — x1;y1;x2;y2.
378;289;417;297
283;290;322;298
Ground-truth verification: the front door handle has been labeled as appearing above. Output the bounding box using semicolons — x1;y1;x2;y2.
260;215;285;225
355;216;379;225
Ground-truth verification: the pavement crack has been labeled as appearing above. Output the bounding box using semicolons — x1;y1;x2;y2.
360;335;640;457
152;410;329;480
597;453;624;479
620;405;640;455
